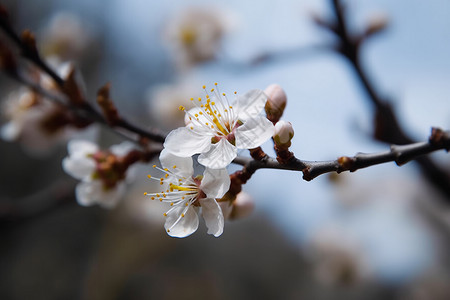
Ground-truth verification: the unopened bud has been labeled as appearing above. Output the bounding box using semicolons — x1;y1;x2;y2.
273;120;294;149
365;12;389;37
230;192;254;220
264;84;287;123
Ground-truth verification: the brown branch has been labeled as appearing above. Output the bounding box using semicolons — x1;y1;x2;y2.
0;13;166;144
326;0;450;199
232;128;450;182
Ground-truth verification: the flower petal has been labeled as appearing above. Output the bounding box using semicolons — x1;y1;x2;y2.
110;141;136;157
164;126;212;157
200;168;231;198
0;122;21;141
164;206;199;238
159;148;193;178
200;198;224;237
234;89;267;121
62;155;96;180
198;139;236;169
235;116;275;149
67;139;98;156
75;181;123;209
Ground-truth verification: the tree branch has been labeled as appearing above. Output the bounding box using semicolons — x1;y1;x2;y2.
0;12;166;144
232;128;450;182
328;0;450;199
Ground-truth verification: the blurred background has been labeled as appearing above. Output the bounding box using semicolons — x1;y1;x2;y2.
1;0;450;299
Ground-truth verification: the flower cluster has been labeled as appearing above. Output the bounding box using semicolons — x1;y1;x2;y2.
62;83;280;238
146;84;276;237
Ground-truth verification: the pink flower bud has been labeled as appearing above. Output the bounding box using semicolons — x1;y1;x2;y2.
273;120;294;148
264;84;287;123
230;192;254;220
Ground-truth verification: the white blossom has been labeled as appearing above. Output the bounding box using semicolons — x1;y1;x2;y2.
164;6;235;69
146;81;200;129
145;149;230;238
41;12;94;60
1;88;67;155
164;85;275;169
62;140;136;208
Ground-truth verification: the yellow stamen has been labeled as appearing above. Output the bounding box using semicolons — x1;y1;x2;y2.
171;184;197;192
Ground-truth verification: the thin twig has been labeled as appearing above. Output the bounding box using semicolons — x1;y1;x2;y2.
0;15;166;144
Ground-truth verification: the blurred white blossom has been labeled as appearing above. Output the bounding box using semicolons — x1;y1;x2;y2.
1;88;69;155
62;140;137;209
41;12;94;60
164;6;235;69
146;81;200;130
220;191;255;220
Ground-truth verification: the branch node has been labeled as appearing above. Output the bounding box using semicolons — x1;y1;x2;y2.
429;127;449;151
249;147;268;161
97;82;121;126
63;66;85;105
20;29;39;58
337;156;355;172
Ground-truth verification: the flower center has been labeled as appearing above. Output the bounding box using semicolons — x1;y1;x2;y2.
180;27;197;46
90;151;125;190
179;83;239;137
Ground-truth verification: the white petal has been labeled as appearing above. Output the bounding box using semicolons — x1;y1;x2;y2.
75;181;123;208
198;139;236;169
100;183;126;209
159;148;193;178
0;122;21;141
234;89;267;121
62;156;96;180
200;168;231;199
164;206;199;238
67;139;98;156
110;141;136;157
75;181;102;206
200;198;224;237
235;116;275;149
164;127;212;157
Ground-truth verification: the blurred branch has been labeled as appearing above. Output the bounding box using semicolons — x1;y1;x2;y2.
0;10;165;144
232;127;450;181
322;0;450;200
